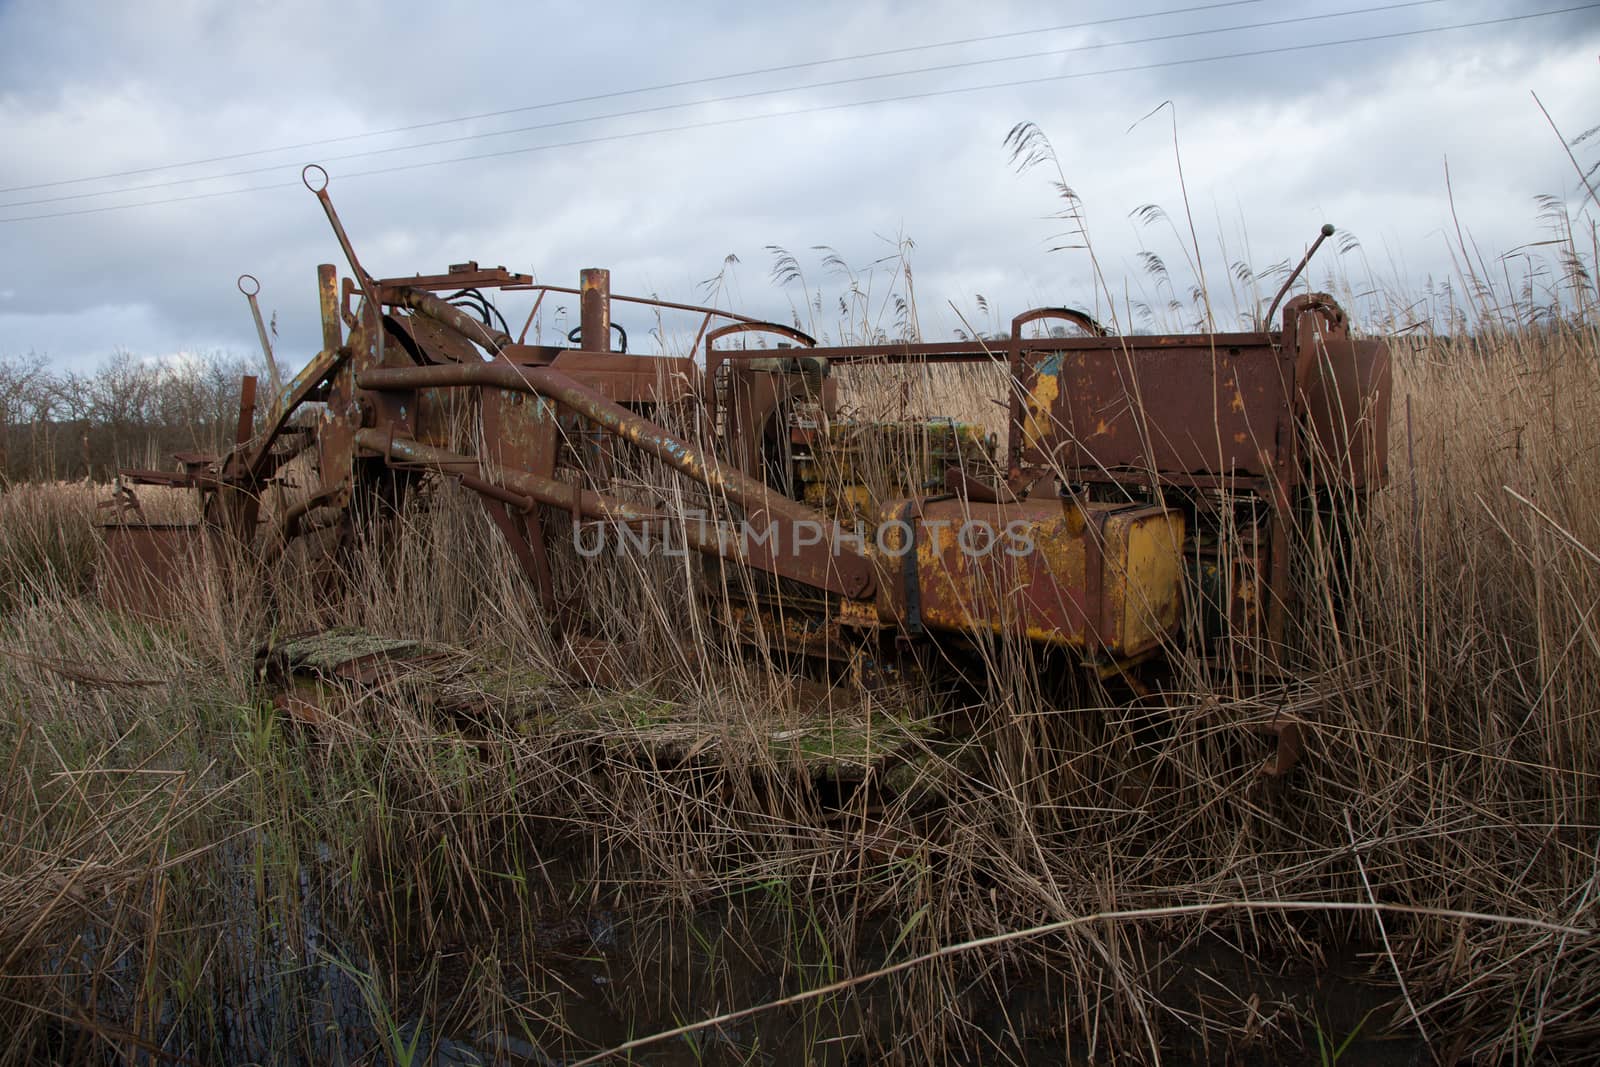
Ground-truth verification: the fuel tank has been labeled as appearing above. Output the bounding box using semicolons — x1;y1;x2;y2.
873;495;1185;660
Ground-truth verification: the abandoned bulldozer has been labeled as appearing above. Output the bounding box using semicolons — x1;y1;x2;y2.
102;167;1390;776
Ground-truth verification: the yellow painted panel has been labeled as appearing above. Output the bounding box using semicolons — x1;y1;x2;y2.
1103;508;1186;657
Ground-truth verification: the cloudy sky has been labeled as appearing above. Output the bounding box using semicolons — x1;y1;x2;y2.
1;0;1596;370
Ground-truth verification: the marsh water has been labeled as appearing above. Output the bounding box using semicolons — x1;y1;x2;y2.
53;837;1424;1066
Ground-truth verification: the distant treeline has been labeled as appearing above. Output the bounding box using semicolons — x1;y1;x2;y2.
0;350;265;483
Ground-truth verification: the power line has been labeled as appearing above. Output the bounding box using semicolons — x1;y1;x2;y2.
3;3;1593;226
0;0;1268;195
0;0;1462;211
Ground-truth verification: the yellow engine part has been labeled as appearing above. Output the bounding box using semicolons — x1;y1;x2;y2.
872;496;1185;660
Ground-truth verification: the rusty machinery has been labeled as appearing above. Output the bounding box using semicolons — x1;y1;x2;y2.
102;169;1390;767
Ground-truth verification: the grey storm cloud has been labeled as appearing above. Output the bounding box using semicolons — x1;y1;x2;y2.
0;0;1596;370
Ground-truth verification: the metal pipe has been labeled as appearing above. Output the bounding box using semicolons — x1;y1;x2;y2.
250;344;347;478
303;167;374;297
373;428;869;596
579;268;610;352
233;376;258;449
317;264;342;353
1264;223;1336;329
392;286;512;351
238;275;284;397
303;165;382;365
359;362;812;524
351;369;874;598
354;428;788;567
502;283;776;327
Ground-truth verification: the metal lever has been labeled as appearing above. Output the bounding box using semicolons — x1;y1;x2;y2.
1263;223;1336;329
303;164;383;364
238;274;284;398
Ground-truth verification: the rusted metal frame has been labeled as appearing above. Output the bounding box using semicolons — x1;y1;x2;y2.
1257;298;1345;649
238;275;284;397
340;278;360;329
275;483;347;545
885;494;953;636
193;375;266;544
478;496;557;614
240;344;350;480
509;363;834;527
805;331;1274;366
514;505;557;615
1004;323;1030;477
1083;494;1108;654
1011;329;1303;481
121;468;213;489
376;263;534;292
688;311;715;360
1237;298;1351;648
1006;343;1027;478
445;467;557;616
388;285;512;351
822;344;1004;365
1004;307;1119;477
356;361;875;599
232;376;258;455
540;352;698;403
1267;305;1323;650
352;428;866;599
1013;306;1110;338
704;321;819;350
303;166;382;367
1059;470;1275;493
447;471;537;512
702;320;821;418
1262;415;1298;651
1091;331;1200;505
99;524;209;620
500;282;779;328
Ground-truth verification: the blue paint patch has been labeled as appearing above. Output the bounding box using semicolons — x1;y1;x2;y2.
1034;352;1063;377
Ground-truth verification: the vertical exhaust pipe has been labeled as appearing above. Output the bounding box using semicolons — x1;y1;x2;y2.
317;264;342;352
580;268;611;352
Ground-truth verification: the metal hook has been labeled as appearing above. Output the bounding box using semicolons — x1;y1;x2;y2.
301;164;329;194
237;273;261;297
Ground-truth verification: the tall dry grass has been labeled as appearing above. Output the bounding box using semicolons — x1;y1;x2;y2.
1;209;1598;1060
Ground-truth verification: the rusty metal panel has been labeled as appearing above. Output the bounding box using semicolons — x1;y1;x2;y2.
390;311;486;365
1101;506;1186;657
546;352;698;404
903;497;1092;646
1299;338;1392;488
98;524;207;620
481;386;558;476
316;320;364;485
874;497;1183;658
1017;341;1291;478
